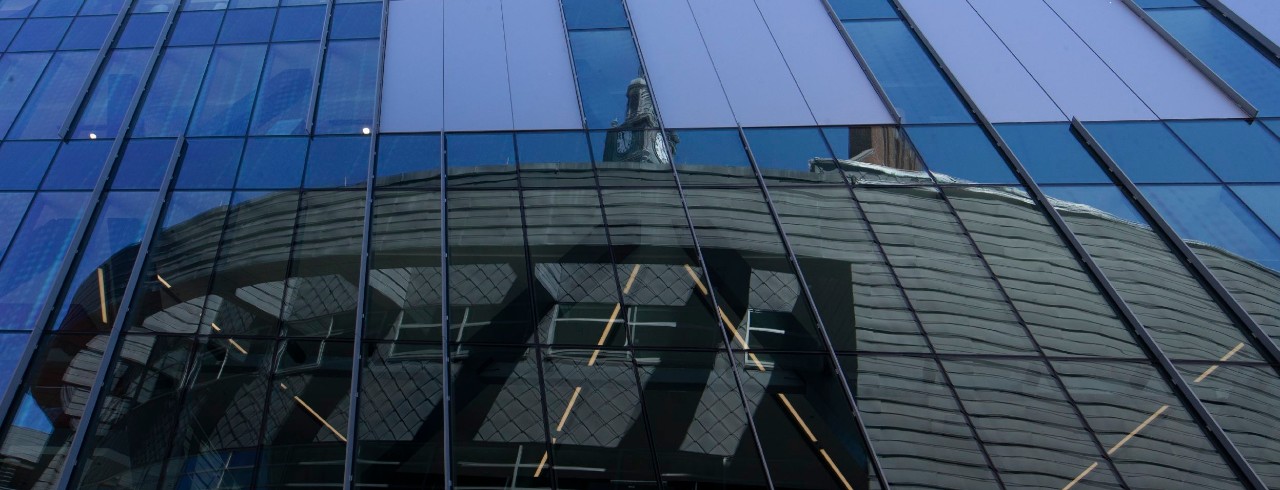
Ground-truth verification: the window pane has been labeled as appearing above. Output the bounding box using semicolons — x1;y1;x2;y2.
188;44;268;136
561;0;625;29
996;123;1111;184
0;192;92;330
1167;120;1280;183
1149;7;1280;115
843;19;972;124
110;138;175;189
315;39;378;134
41;140;111;190
169;10;223;46
568;29;643;129
271;4;323;41
72;49;151;140
134;47;215;137
8;51;97;140
445;190;534;344
174;138;243;189
249;42;318;135
329;1;380;39
0;141;58;190
9;17;71;51
60;15;114;50
0;52;51;138
1085;121;1217;183
257;340;352;487
365;188;440;340
374;133;440;186
236;137;307;188
116;13;166;48
304;136;369;188
450;345;550;487
354;341;445;486
217;7;275;43
903;125;1019;184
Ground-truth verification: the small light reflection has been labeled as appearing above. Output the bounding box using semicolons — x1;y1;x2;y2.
89;133;97;140
361;127;371;135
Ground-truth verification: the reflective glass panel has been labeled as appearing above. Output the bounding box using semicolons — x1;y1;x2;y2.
250;42;318;135
134;47;215;137
1084;121;1216;183
1167;120;1280;183
0;141;58;190
315;39;378;134
842;19;972;123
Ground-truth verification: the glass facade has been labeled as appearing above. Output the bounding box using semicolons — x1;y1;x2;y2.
0;0;1277;489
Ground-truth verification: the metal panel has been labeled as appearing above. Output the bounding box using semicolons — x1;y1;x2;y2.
379;0;443;132
755;0;893;125
443;0;511;131
1046;0;1245;120
627;0;735;128
899;0;1064;123
1212;0;1280;58
503;0;580;130
967;0;1156;121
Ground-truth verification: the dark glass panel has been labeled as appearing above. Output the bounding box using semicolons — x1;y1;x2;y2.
841;19;972;124
168;10;223;46
271;5;323;41
122;191;231;335
539;347;659;487
1149;7;1280;115
354;341;445;488
8;17;71;51
174;138;243;189
42;140;111;190
49;191;157;333
561;0;627;30
8;50;97;140
59;15;114;50
257;340;352;487
71;335;196;489
188;44;268;137
248;42;317;135
743;127;844;185
0;52;51;138
567;29;643;129
995;123;1111;184
449;345;550;488
111;139;175;190
856;187;1034;355
847;355;999;488
828;0;897;20
365;188;441;340
329;1;380;39
0;192;34;255
72;49;151;140
769;187;927;353
635;349;770;488
1178;364;1280;487
941;358;1124;488
445;132;516;188
304;136;369;188
0;334;103;489
520;188;621;348
1054;360;1243;489
217;7;276;44
116;13;165;48
198;191;301;336
822;125;932;185
515;131;594;188
0;332;26;396
0;141;58;190
375;133;441;187
1167;120;1280;183
943;186;1145;358
903;125;1018;184
742;353;873;489
672;128;755;186
445;190;536;344
1042;185;1265;362
591;129;678;186
1085;122;1213;184
0;191;91;330
598;188;721;348
134;47;215;138
682;187;827;352
314;39;378;134
235;137;307;189
280;190;364;337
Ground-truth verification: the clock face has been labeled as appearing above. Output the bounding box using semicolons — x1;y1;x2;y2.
655;133;670;164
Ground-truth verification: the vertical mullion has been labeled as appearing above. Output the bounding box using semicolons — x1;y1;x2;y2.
57;0;137;139
341;0;391;487
303;0;338;134
438;5;451;487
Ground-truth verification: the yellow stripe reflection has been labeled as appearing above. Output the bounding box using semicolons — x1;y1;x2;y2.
156;274;173;289
556;387;582;432
1064;462;1098;490
682;264;766;371
777;394;817;442
97;268;108;324
1108;405;1168;455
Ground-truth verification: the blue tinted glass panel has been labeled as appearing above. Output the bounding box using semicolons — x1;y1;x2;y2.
236;137;306;188
134;47;213;137
561;0;626;29
843;19;972;123
169;10;223;45
0;0;32;17
1149;8;1280;115
72;49;151;140
41;140;111;190
628;0;735;129
743;127;833;170
111;139;175;189
8;51;97;140
9;17;71;51
305;136;369;188
568;29;641;129
1167;120;1280;183
232;0;277;8
1086;121;1217;183
329;2;380;39
905;125;1018;184
996;124;1111;184
59;15;113;50
447;132;514;167
1042;185;1148;224
0;141;57;190
250;42;317;135
1143;185;1280;270
272;5;323;41
218;8;275;44
0;19;19;49
315;39;378;134
377;133;440;179
673;129;747;166
829;0;897;20
81;0;125;15
0;53;51;138
32;0;83;16
0;193;33;253
0;334;24;396
0;191;91;330
516;132;590;165
1232;185;1280;237
132;0;176;13
116;13;165;48
176;138;243;189
188;44;268;136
